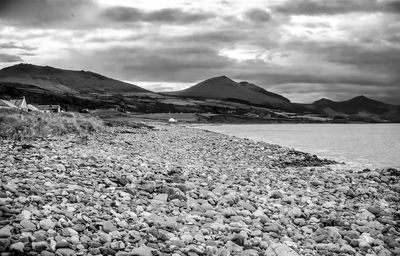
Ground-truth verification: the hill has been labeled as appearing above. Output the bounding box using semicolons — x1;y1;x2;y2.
168;76;292;109
310;96;400;122
0;63;164;111
0;63;149;94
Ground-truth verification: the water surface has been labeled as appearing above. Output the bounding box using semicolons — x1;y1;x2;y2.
197;124;400;169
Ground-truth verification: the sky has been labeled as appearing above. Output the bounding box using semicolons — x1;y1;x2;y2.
0;0;399;104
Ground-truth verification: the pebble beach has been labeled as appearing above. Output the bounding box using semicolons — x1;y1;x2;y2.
0;124;399;256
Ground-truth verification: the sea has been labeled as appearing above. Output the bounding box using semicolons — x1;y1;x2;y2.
197;123;400;169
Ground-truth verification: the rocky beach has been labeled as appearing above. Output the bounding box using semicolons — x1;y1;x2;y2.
0;124;399;256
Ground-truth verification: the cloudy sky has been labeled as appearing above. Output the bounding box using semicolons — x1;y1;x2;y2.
0;0;399;104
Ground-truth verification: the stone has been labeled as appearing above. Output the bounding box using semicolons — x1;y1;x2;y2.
55;248;76;256
41;251;56;256
378;248;393;256
32;241;49;252
322;202;335;208
0;226;13;238
72;223;86;232
102;221;117;233
391;184;400;193
358;233;374;249
231;234;246;246
357;209;375;221
10;242;24;252
56;164;66;172
326;227;341;241
60;228;79;237
0;238;11;252
110;241;125;250
366;220;384;230
367;205;381;216
240;249;259;256
266;243;299;256
253;209;264;218
340;244;356;254
39;219;55;231
200;202;214;211
56;241;71;249
181;234;193;244
314;243;340;251
20;219;36;230
152;193;168;204
88;241;102;248
129;246;153;256
270;191;283;199
101;247;117;255
289;207;303;218
265;224;280;233
20;210;32;220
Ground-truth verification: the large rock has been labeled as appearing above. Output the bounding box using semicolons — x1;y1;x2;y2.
39;219;55;231
20;219;36;230
129;246;153;256
9;242;24;252
0;226;13;238
56;248;77;256
0;238;11;252
265;243;299;256
102;221;117;233
32;241;49;252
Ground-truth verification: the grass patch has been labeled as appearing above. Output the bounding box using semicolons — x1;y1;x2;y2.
0;108;104;140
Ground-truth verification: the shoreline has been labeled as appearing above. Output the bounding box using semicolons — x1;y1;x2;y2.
189;123;400;170
0;124;399;255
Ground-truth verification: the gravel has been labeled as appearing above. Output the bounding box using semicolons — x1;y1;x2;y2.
0;124;399;255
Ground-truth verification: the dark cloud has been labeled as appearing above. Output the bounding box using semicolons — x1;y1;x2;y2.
0;0;94;28
101;7;214;24
274;0;400;15
0;1;214;28
0;53;23;62
385;0;400;12
0;42;36;51
176;30;247;45
63;45;233;83
244;9;272;23
235;68;390;87
283;40;400;82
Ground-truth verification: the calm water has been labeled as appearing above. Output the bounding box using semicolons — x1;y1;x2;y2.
197;124;400;169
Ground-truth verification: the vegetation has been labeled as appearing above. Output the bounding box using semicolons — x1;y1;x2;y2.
0;109;104;140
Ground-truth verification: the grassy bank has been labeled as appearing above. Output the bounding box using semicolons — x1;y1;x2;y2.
0;109;104;140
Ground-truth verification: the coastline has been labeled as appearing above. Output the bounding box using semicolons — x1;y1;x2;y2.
192;123;400;170
0;124;399;255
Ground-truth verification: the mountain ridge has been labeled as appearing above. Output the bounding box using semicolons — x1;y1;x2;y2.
0;63;398;122
168;75;292;109
0;63;149;94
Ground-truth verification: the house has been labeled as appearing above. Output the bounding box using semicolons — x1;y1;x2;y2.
27;104;39;112
35;104;61;113
0;99;17;109
9;96;28;111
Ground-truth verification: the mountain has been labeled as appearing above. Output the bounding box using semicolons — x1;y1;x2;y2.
311;96;400;122
0;63;149;94
168;76;291;108
313;96;393;114
0;63;160;111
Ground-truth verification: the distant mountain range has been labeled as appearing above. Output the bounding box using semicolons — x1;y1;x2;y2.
0;63;399;122
300;96;400;122
166;76;291;109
